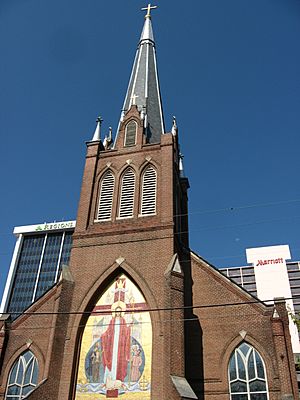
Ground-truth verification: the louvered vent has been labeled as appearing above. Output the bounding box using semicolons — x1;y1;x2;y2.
119;168;135;218
141;166;157;215
125;121;137;147
97;170;115;221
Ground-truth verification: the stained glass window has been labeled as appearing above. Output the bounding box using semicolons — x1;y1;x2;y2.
228;343;268;400
124;121;137;147
5;350;38;399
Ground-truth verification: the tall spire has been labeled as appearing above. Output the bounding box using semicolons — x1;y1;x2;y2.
117;4;165;144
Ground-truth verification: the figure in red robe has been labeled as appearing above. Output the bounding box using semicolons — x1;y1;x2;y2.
101;307;131;384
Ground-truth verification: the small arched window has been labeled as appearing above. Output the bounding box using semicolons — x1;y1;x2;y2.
228;342;268;400
124;121;137;147
5;350;39;399
97;170;115;221
140;165;157;216
118;168;135;218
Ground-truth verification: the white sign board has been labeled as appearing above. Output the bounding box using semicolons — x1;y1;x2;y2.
246;245;300;353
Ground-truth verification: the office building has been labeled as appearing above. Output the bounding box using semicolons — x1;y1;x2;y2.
0;221;75;318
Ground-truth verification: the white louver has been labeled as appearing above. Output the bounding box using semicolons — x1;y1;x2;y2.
141;166;157;215
124;121;137;147
97;171;115;220
119;168;135;218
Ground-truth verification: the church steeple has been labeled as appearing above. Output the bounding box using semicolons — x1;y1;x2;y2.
117;4;165;144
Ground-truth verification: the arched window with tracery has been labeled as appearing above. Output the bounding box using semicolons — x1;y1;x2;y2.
228;342;268;400
124;120;137;147
118;168;135;218
97;170;115;221
140;165;157;216
5;350;39;399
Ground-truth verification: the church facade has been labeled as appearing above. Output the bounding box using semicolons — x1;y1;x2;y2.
0;7;298;400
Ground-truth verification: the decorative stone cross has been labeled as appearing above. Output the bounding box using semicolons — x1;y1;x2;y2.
130;93;139;105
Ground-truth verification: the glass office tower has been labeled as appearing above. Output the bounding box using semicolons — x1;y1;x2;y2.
0;221;75;318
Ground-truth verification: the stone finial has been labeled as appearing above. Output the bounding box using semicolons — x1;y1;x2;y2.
171;116;178;136
92;116;103;141
103;127;113;150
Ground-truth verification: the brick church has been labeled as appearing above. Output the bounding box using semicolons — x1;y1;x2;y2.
0;6;298;400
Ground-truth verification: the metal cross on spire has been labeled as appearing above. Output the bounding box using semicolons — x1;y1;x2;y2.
96;116;103;125
141;3;157;19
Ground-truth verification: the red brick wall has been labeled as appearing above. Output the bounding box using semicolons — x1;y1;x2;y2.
188;253;298;399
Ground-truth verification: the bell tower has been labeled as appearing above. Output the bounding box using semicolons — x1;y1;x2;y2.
75;5;189;253
65;6;194;400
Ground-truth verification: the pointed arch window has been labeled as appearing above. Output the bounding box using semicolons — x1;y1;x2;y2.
228;342;268;400
124;121;137;147
118;168;135;218
140;165;157;216
97;170;115;221
75;274;152;397
5;350;39;399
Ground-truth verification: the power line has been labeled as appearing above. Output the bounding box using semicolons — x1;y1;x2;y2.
0;198;300;237
5;294;298;318
5;312;283;333
0;215;299;244
186;198;300;217
3;302;297;333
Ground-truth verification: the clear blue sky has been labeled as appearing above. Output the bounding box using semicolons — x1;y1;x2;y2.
1;0;300;300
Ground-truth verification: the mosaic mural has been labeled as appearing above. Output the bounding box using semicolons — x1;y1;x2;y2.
76;274;152;399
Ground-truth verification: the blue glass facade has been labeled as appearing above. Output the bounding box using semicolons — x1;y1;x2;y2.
7;235;44;316
7;230;73;318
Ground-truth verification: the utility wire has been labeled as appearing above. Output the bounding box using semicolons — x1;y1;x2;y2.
5;294;299;318
185;198;300;217
3;304;297;333
0;198;300;235
0;215;300;246
5;312;284;333
0;197;300;237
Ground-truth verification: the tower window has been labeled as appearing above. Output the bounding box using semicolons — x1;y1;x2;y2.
228;342;268;400
140;165;157;216
118;168;135;218
5;350;39;399
124;121;137;147
97;170;115;221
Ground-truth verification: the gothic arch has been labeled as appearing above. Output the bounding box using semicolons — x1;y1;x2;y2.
220;333;278;387
116;165;138;212
120;115;141;133
72;261;157;398
74;259;161;333
117;163;138;179
117;167;136;218
139;163;158;216
96;165;118;181
124;120;138;147
1;341;45;390
139;158;160;173
95;169;116;221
